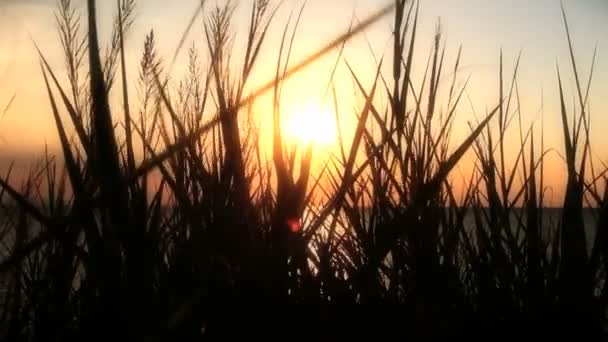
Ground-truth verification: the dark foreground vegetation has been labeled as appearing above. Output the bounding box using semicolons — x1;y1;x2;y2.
0;0;606;340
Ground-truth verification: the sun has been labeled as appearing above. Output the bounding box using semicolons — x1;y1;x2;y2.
283;103;337;148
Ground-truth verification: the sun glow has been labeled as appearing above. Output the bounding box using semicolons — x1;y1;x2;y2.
283;103;337;148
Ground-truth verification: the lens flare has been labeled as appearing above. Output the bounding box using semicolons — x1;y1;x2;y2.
287;218;301;233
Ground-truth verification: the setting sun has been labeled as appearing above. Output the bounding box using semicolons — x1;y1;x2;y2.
283;103;337;148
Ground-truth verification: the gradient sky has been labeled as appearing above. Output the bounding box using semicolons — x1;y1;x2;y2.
0;0;606;205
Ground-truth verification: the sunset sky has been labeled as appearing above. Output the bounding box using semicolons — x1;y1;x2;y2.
0;0;606;205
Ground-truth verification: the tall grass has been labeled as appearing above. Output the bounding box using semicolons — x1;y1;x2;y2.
0;0;606;339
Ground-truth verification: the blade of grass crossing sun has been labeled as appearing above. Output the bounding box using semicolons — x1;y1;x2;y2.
130;2;397;180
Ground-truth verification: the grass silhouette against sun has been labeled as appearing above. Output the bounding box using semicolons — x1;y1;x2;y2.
0;0;607;340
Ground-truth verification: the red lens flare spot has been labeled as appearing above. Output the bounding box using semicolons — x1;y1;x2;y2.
287;218;301;233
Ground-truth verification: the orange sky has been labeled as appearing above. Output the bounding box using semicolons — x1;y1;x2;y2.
0;0;607;206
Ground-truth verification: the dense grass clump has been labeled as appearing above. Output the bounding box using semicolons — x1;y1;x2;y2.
0;0;606;340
